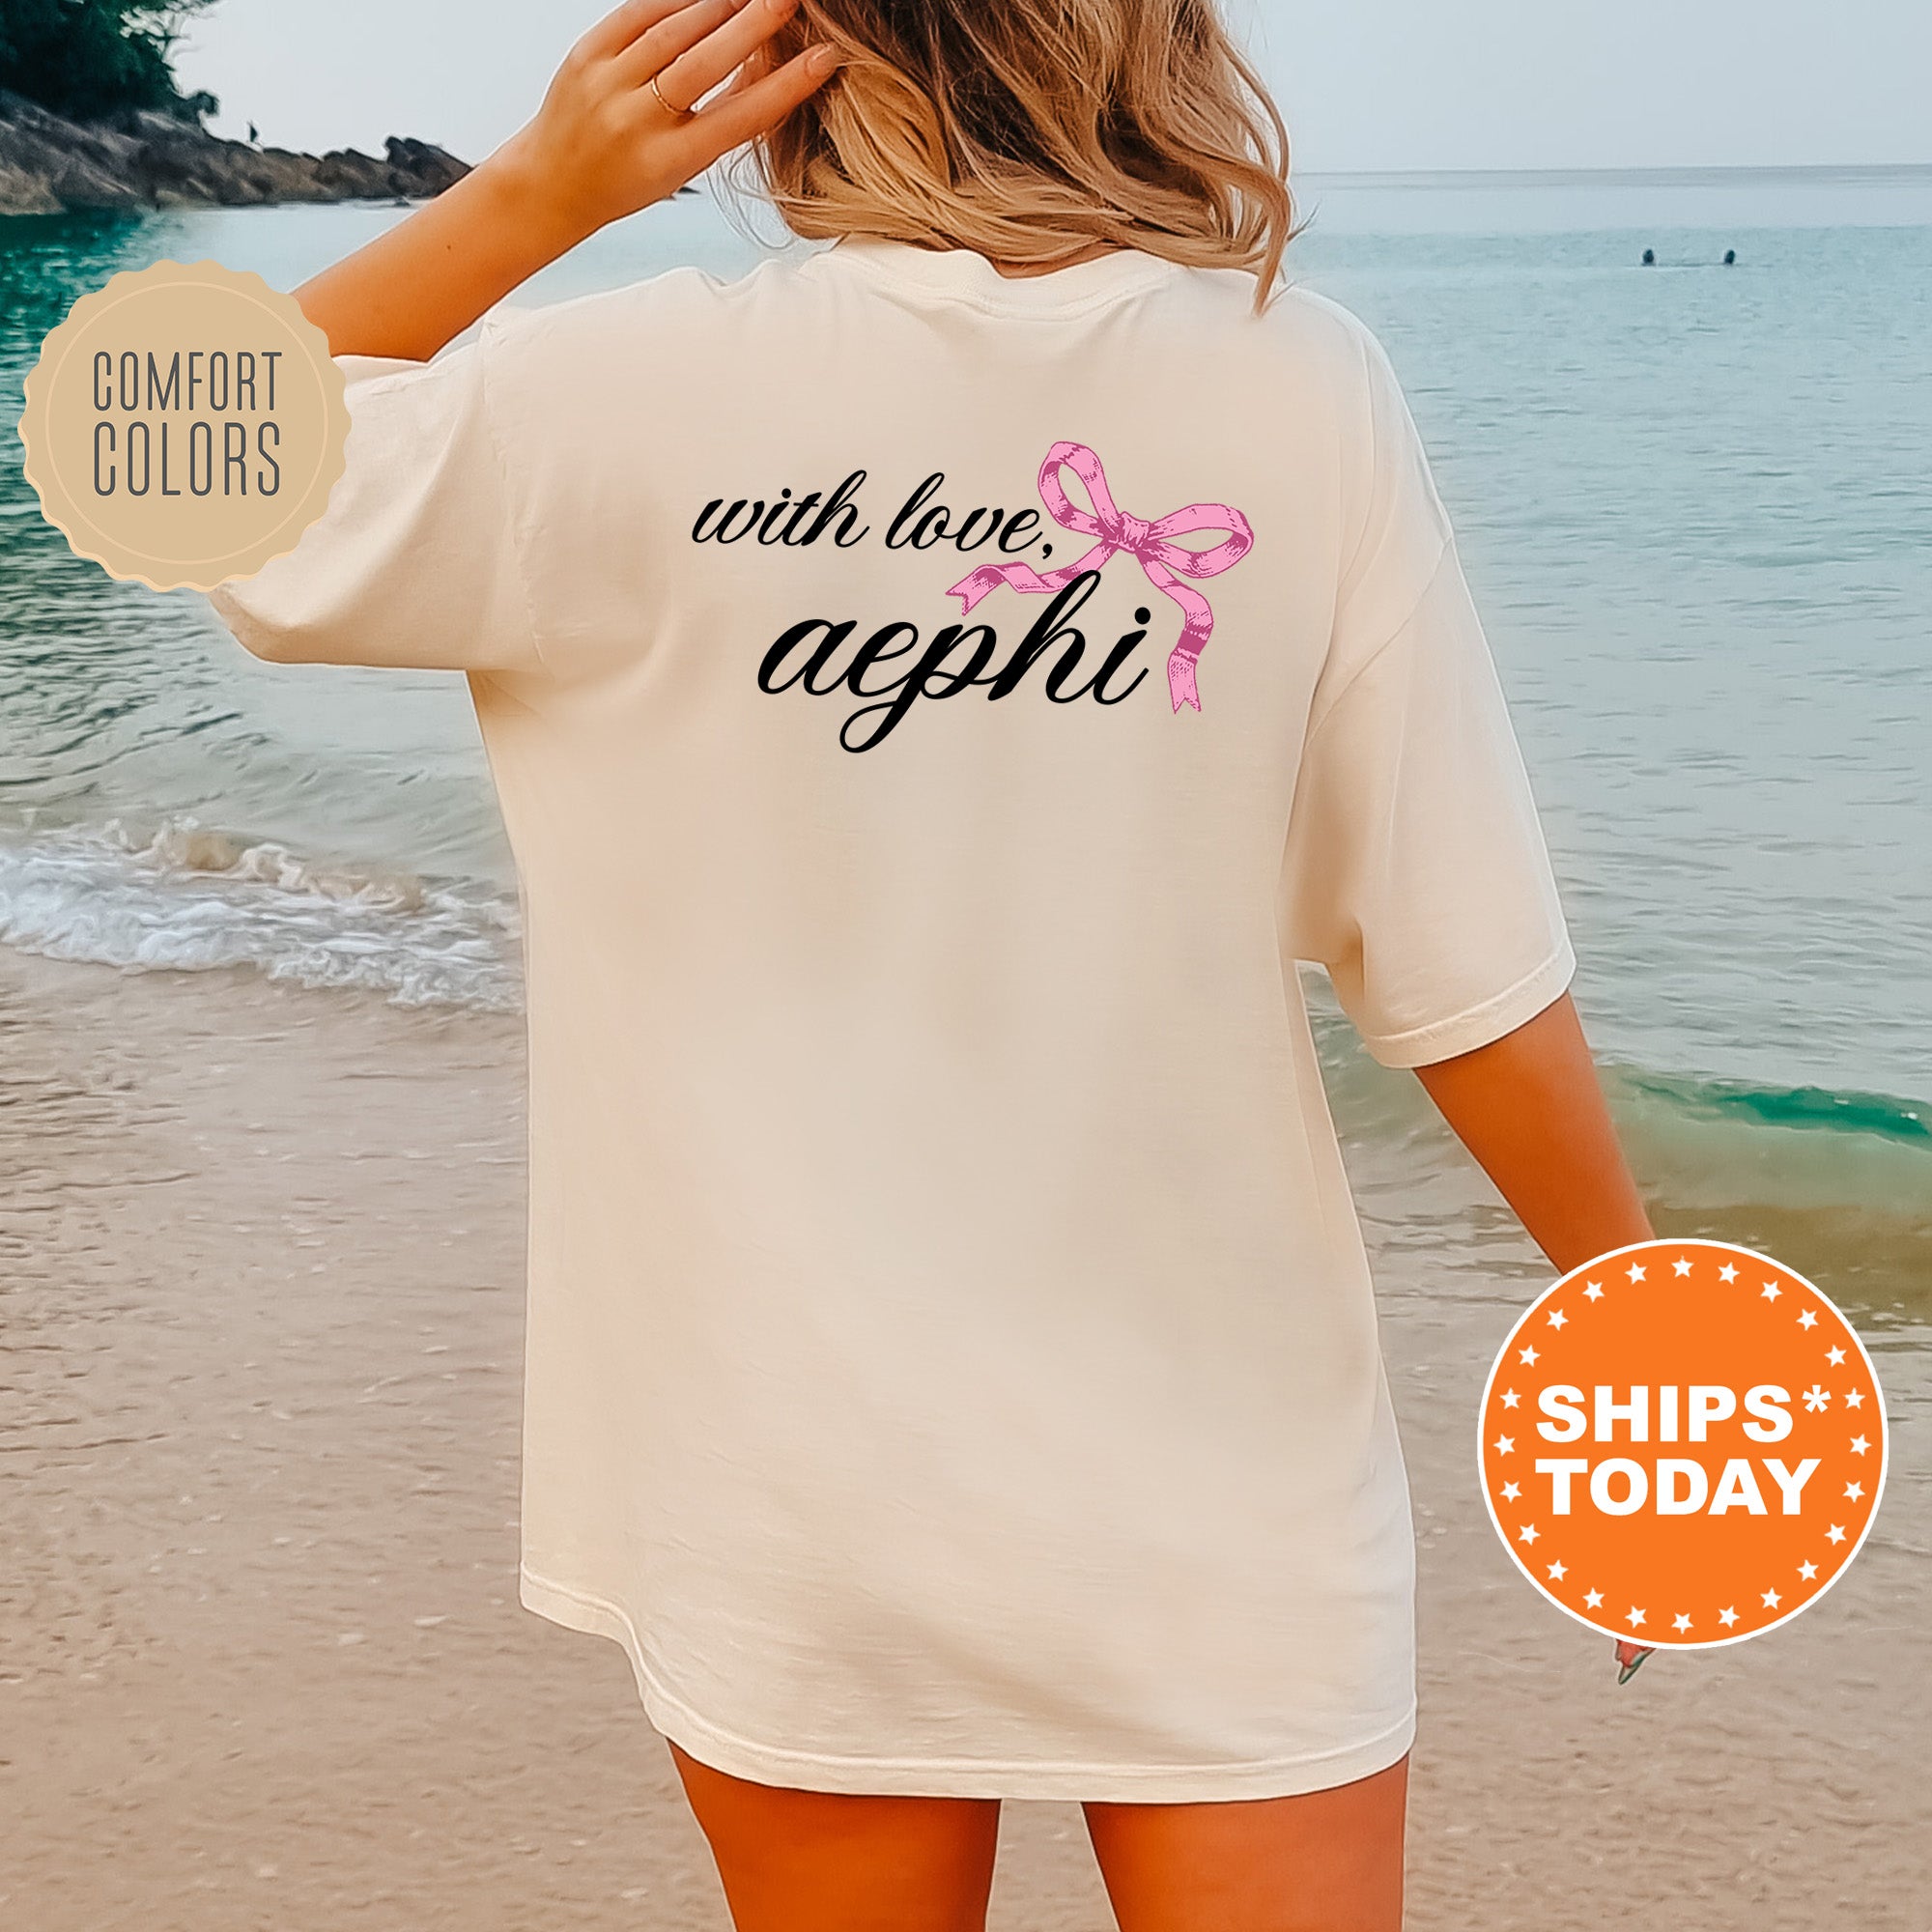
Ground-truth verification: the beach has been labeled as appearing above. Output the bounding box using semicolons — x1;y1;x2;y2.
4;937;1926;1930
5;173;1931;1925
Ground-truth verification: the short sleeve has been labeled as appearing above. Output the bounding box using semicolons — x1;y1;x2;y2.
1279;328;1575;1069
205;318;544;676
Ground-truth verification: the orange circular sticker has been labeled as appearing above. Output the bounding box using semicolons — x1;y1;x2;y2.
18;258;347;591
1479;1238;1887;1648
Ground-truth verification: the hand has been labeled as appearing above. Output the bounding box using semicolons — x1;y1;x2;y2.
289;0;836;360
489;0;838;246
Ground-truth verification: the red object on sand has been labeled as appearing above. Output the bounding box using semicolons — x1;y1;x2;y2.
1614;1640;1655;1684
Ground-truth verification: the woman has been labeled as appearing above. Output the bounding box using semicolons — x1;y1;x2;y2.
208;0;1653;1924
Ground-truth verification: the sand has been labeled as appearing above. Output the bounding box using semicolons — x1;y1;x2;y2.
2;943;1926;1930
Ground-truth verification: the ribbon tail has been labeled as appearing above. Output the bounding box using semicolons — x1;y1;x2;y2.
1167;650;1202;714
948;562;1028;613
1143;562;1215;713
947;554;1099;614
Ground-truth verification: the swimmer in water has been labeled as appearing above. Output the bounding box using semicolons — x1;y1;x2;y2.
1641;246;1657;266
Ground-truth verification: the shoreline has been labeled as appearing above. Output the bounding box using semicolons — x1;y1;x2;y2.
1;942;1925;1928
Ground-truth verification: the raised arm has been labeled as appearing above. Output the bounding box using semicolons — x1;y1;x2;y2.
292;0;836;359
1412;990;1653;1275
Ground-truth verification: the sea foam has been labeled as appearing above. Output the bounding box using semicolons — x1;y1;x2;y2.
0;814;519;1010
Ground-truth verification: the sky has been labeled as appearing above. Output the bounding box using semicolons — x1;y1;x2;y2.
176;0;1932;177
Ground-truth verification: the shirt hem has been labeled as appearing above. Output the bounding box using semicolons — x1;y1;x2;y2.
1358;934;1578;1070
519;1565;1417;1803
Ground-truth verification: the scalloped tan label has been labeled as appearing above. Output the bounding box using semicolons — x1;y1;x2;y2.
18;258;347;591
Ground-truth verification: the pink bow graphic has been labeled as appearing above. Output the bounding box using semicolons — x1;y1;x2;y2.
946;441;1254;712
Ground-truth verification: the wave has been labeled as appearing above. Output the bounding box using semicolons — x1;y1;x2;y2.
1618;1068;1927;1145
1608;1067;1932;1321
0;814;519;1011
1312;1008;1932;1321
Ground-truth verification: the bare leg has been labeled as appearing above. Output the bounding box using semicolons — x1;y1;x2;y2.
668;1739;1004;1932
1083;1755;1409;1932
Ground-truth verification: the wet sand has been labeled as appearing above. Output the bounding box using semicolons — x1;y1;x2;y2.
2;944;1926;1930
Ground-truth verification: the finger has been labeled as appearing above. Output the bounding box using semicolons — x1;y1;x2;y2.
574;0;696;64
636;0;803;115
611;0;747;98
680;42;838;158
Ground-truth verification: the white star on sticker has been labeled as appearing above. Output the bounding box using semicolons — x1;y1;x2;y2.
1719;1264;1739;1283
1500;1482;1521;1501
1548;1309;1568;1329
1761;1589;1781;1608
1672;1612;1692;1632
1844;1389;1864;1409
1760;1282;1781;1301
1627;1263;1647;1282
1826;1524;1847;1545
1803;1383;1831;1412
1584;1589;1605;1609
1798;1309;1818;1329
1718;1605;1739;1627
1826;1347;1846;1366
1501;1388;1520;1408
1844;1482;1863;1502
1798;1561;1818;1581
1583;1281;1605;1300
1493;1435;1515;1455
1626;1607;1646;1628
1519;1345;1539;1366
1519;1523;1540;1545
1548;1560;1568;1581
1672;1258;1693;1277
1850;1435;1870;1456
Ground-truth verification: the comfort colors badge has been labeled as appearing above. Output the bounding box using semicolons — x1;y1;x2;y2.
18;258;347;591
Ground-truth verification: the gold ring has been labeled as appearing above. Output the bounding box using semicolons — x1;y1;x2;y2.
648;71;692;120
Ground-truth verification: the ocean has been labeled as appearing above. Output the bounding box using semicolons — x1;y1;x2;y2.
3;168;1928;1318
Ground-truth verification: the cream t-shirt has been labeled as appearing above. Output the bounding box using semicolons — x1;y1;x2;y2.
208;236;1575;1803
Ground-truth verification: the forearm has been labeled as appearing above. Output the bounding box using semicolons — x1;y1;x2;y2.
1411;991;1652;1274
291;144;588;361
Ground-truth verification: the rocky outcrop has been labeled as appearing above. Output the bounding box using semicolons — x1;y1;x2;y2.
0;90;469;216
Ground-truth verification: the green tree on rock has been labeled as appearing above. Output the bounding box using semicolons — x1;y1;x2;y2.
0;0;220;124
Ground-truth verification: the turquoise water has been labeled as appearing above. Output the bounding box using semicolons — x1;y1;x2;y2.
3;171;1928;1307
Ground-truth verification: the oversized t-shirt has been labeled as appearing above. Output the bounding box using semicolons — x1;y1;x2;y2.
207;237;1575;1803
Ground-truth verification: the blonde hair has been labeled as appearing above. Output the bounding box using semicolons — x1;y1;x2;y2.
747;0;1296;309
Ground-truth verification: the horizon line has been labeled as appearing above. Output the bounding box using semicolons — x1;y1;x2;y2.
1296;161;1932;186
